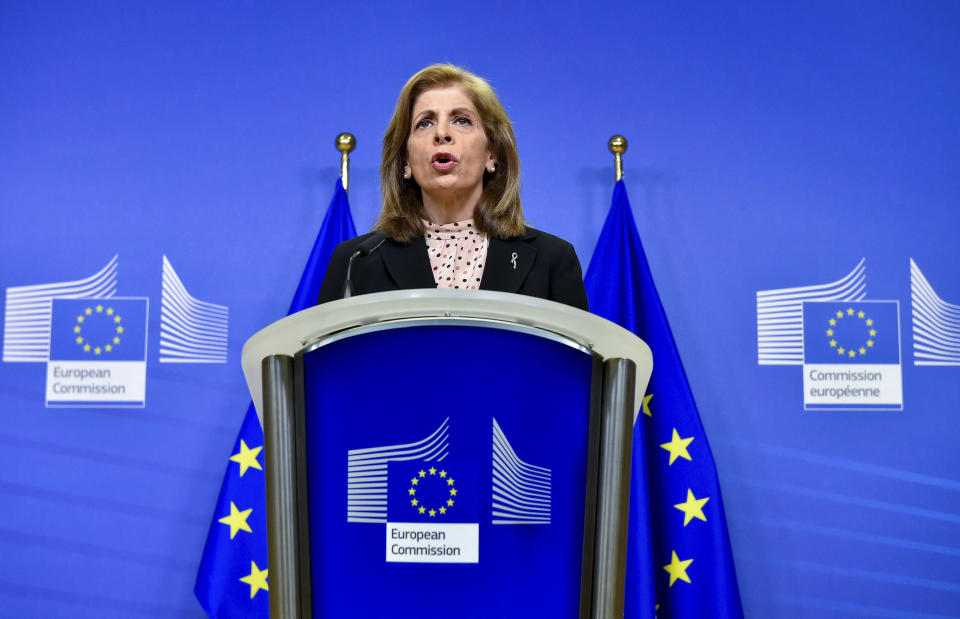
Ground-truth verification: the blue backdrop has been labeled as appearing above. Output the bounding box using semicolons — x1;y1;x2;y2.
1;2;958;617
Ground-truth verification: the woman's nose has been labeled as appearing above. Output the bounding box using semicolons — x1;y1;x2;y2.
434;131;452;144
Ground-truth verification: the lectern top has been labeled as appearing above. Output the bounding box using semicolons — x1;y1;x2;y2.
241;289;652;426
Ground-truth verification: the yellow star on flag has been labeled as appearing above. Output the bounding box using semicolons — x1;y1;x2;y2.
114;315;121;323
411;498;418;506
835;310;843;318
83;344;91;352
239;561;269;599
408;488;416;496
673;489;710;526
418;506;425;514
447;478;455;486
643;393;654;417
447;499;454;506
828;318;836;326
439;470;447;478
116;325;124;334
439;506;446;514
429;467;437;475
429;509;436;517
105;344;112;352
218;501;253;539
847;308;855;316
74;325;81;334
77;315;85;323
450;488;457;496
106;307;114;315
660;429;694;465
418;469;426;478
411;478;419;485
96;304;104;313
663;550;693;587
76;336;83;344
866;318;873;326
85;307;92;315
858;310;865;318
229;440;263;477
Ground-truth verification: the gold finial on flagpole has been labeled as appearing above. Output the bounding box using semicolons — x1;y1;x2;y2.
608;135;627;182
336;133;356;192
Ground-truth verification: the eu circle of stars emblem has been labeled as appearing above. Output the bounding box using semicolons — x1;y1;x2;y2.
408;466;457;518
73;303;124;356
825;306;877;359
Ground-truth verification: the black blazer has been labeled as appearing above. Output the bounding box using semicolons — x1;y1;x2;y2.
317;226;589;311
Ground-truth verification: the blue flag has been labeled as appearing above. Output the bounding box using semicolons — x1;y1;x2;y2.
195;178;356;617
585;181;743;618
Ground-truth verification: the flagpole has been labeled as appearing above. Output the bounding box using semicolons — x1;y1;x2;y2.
336;132;356;192
608;135;627;181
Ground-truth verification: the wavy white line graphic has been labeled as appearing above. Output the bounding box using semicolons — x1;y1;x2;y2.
911;259;960;366
3;256;119;362
159;255;228;363
492;418;551;525
346;418;449;523
756;258;866;365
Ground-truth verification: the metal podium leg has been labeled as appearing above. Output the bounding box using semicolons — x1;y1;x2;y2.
591;357;636;619
263;354;300;619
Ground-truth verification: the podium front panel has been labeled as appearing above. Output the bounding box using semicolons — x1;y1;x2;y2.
300;321;597;617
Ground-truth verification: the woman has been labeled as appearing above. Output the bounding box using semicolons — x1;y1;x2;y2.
317;64;588;311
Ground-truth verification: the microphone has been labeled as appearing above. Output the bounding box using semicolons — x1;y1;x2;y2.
343;232;387;298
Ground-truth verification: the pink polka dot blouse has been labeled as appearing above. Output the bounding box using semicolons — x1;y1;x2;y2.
423;219;488;290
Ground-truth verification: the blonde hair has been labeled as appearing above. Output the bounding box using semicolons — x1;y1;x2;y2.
375;64;524;242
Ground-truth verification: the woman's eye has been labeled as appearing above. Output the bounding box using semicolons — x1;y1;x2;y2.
454;116;472;126
415;118;433;129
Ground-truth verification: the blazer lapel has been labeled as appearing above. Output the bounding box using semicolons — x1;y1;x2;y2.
480;229;537;293
379;237;437;290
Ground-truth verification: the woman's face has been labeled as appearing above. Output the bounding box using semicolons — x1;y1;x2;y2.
405;85;495;208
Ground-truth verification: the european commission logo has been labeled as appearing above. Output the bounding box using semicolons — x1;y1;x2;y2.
757;257;960;409
386;459;479;563
347;417;551;564
800;301;902;410
3;254;230;407
47;298;149;407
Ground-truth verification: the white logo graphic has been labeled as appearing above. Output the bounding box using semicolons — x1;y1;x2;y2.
3;255;118;362
159;255;229;363
347;418;449;524
347;419;476;563
757;259;908;410
492;418;551;524
910;258;960;366
756;258;865;365
349;418;552;562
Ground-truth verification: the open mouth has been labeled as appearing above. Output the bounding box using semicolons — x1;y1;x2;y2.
432;152;457;171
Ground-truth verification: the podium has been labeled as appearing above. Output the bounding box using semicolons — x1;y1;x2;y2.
242;290;652;618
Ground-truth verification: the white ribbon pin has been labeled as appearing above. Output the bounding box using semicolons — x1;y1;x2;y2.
510;252;518;270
